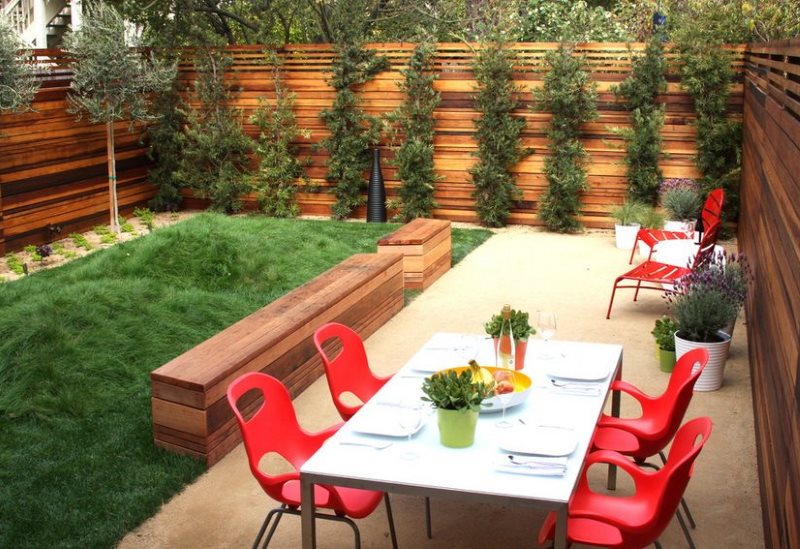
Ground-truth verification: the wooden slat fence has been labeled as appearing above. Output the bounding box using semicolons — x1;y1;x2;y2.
0;42;745;254
0;49;154;253
739;37;800;548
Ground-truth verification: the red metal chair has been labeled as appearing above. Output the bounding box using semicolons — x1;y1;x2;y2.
227;372;397;549
606;220;720;318
629;188;725;264
592;348;709;548
313;322;392;421
538;417;713;549
314;322;433;539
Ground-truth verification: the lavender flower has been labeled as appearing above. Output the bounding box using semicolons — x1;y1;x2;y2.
659;178;699;195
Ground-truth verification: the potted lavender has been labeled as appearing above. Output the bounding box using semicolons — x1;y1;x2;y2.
669;250;752;390
660;178;701;232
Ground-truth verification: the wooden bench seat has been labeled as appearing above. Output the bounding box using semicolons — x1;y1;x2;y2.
377;218;452;290
150;252;404;466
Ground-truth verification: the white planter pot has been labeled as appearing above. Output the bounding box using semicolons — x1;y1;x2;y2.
664;219;696;233
614;223;640;250
674;330;732;391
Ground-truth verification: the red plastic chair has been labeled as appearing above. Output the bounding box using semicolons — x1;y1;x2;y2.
629;188;725;264
227;372;397;549
314;322;433;539
313;322;392;421
606;220;720;318
538;417;713;549
592;348;708;547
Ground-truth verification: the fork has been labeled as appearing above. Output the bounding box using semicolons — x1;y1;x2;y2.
507;455;567;470
338;440;393;450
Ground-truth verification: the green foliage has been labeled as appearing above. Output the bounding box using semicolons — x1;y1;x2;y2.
0;19;39;112
251;52;309;218
678;46;741;221
177;49;253;213
662;187;702;220
422;369;494;411
5;254;24;275
520;0;630;41
535;45;598;233
146;65;185;212
319;34;388;219
101;233;118;245
614;38;667;205
470;39;532;228
652;316;678;351
610;200;648;226
671;288;736;343
120;220;136;234
70;233;93;251
133;207;156;231
386;41;441;221
639;207;665;229
93;225;112;236
484;309;535;340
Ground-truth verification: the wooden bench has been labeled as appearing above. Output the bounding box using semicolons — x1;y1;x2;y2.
377;219;452;290
150;252;404;466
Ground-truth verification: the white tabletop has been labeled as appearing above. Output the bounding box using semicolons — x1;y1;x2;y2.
301;333;623;548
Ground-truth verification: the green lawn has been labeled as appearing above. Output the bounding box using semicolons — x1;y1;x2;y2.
0;213;492;548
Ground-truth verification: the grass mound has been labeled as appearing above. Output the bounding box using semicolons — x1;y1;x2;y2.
0;213;491;547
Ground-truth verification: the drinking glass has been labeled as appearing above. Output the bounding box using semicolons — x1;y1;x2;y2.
494;370;516;429
397;400;424;460
537;311;558;359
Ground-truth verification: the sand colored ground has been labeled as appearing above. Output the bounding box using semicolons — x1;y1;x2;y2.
119;226;762;549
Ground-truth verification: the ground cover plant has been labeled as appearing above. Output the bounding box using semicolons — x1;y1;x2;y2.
0;213;491;548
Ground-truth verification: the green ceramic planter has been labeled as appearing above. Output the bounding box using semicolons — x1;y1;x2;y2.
437;408;479;448
658;348;676;373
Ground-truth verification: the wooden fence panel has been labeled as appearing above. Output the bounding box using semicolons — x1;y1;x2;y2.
740;37;800;548
1;43;745;253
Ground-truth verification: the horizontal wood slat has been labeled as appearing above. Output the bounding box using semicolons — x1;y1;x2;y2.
740;36;800;549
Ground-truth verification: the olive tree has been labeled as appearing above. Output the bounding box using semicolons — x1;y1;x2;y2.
65;4;175;232
0;18;39;112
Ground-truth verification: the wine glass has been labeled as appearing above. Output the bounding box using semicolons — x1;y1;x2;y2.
397;400;424;460
536;311;558;359
494;370;516;429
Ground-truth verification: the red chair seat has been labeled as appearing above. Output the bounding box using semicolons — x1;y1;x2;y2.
280;480;385;520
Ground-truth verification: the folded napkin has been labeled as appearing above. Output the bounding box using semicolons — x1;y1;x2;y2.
495;455;568;477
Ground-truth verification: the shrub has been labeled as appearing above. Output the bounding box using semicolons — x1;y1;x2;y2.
610;200;648;226
662;187;702;220
0;18;39;112
146;69;185;212
535;45;598;232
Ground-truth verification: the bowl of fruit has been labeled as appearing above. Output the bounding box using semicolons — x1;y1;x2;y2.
442;361;532;413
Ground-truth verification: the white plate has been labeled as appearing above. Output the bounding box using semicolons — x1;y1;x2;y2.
547;361;609;381
347;409;427;438
498;426;577;457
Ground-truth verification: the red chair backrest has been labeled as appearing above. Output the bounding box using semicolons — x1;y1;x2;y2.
227;372;318;501
689;220;721;270
649;417;713;538
700;188;725;230
636;348;708;456
314;322;388;420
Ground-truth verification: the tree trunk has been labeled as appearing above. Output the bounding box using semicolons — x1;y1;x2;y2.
106;120;119;233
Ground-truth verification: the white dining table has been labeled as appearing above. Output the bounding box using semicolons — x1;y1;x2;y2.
300;333;623;549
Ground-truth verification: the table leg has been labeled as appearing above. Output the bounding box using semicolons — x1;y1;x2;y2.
554;506;568;549
607;355;622;491
301;477;316;549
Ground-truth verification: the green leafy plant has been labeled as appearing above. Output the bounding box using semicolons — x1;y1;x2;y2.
177;49;253;213
120;220;136;234
70;233;93;251
484;309;535;340
23;245;42;262
520;0;630;42
421;369;494;412
133;207;156;231
251;51;310;218
5;254;24;275
610;200;648;226
386;40;441;221
319;12;389;220
100;233;118;245
652;316;678;351
639;206;665;229
662;187;701;220
65;4;175;231
93;225;112;236
146;62;185;212
535;45;598;232
470;38;532;228
0;18;40;113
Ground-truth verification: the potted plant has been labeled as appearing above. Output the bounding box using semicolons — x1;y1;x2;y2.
651;316;678;373
661;184;701;232
421;369;494;448
668;251;750;391
484;308;535;370
610;200;648;250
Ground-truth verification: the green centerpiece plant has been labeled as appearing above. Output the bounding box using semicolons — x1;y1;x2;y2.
485;308;535;370
422;369;494;448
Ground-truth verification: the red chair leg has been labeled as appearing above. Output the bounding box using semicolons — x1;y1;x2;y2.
607;279;622;319
633;279;642;301
629;235;641;264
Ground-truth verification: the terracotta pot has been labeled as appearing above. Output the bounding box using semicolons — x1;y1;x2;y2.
437;408;479;448
674;330;731;391
492;337;528;370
